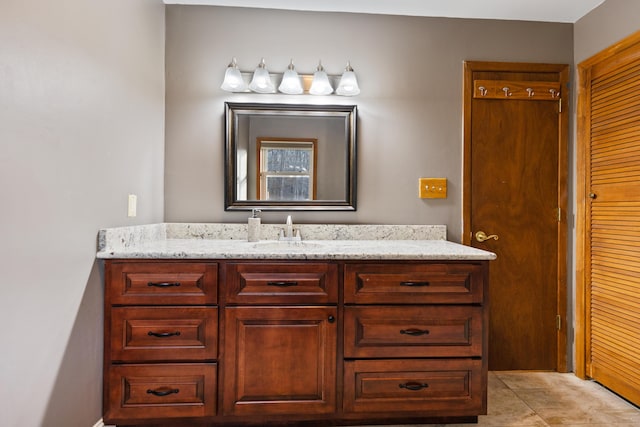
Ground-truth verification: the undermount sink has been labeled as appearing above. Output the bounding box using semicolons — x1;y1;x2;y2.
251;241;325;251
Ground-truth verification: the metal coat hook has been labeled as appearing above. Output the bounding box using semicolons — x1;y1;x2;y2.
502;87;512;97
478;86;487;96
549;89;560;98
526;88;535;97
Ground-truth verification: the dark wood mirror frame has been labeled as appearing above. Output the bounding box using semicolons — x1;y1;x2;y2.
224;102;357;211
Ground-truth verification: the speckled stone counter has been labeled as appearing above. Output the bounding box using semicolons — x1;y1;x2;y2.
96;223;495;261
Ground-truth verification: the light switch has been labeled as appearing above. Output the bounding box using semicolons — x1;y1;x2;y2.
419;178;447;199
127;194;137;217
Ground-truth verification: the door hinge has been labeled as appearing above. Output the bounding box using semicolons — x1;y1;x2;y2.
558;98;562;113
556;315;562;330
557;207;562;222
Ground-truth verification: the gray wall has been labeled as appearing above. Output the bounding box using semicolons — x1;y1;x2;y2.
574;0;640;63
0;1;165;426
165;6;573;242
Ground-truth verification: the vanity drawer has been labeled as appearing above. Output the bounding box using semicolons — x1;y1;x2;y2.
225;262;338;304
111;307;218;362
107;261;218;305
105;363;217;422
344;306;483;358
344;263;484;304
343;359;484;415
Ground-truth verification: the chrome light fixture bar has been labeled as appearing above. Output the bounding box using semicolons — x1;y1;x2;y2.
221;58;360;96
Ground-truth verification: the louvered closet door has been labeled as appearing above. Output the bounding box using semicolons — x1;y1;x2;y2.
587;50;640;405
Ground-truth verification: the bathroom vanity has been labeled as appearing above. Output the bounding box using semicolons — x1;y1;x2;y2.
98;224;495;426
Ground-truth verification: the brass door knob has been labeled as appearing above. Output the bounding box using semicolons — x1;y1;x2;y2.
475;231;499;242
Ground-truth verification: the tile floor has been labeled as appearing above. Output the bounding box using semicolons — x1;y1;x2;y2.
378;371;640;427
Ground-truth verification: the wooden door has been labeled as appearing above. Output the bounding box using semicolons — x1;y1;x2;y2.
223;306;337;416
463;62;569;371
576;31;640;406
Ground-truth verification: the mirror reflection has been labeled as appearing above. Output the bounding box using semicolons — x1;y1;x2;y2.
256;137;318;201
225;102;357;211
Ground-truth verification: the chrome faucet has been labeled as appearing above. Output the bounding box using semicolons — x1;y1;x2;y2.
285;215;293;238
279;215;301;241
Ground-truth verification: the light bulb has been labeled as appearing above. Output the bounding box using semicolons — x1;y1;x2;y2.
336;61;360;96
249;58;276;93
278;59;303;95
309;60;333;95
220;57;247;92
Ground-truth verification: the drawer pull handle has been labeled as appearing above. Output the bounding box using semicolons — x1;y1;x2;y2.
147;388;180;397
147;281;181;288
399;382;429;391
399;281;430;287
148;331;181;338
400;328;430;336
267;281;298;287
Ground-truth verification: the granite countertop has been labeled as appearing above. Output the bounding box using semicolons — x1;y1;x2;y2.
96;223;496;261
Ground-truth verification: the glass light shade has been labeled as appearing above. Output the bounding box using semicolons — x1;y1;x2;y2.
336;62;360;96
249;58;275;93
309;61;333;95
220;58;248;92
278;61;303;95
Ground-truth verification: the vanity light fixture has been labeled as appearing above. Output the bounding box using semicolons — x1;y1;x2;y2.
221;58;359;96
336;61;360;96
248;58;276;93
220;57;248;92
278;59;303;95
309;60;334;95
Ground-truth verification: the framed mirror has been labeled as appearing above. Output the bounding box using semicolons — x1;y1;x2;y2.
225;102;357;211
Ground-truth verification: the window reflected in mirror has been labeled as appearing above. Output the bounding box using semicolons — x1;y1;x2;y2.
257;138;317;201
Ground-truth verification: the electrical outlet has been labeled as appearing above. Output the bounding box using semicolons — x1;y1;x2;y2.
419;178;447;199
127;194;137;217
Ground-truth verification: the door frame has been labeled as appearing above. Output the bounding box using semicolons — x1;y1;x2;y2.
575;30;640;380
462;61;570;372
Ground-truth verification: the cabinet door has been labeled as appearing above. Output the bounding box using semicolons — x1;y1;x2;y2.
223;306;337;416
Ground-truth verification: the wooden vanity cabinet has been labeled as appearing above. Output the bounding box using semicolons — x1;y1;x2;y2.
342;262;488;418
103;259;488;426
103;260;219;424
222;262;339;417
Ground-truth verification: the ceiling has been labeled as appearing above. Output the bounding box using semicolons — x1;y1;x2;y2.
163;0;605;23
